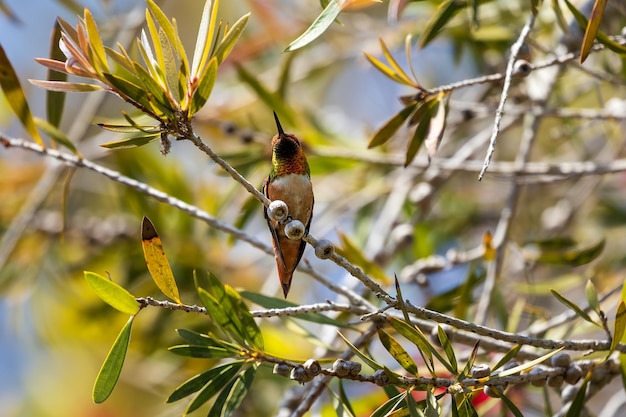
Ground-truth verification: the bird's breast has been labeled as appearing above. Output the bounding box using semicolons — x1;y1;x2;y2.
268;174;313;223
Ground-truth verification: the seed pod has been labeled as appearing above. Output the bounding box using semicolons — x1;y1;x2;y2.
513;59;532;77
290;365;313;383
347;361;362;377
548;375;564;388
564;364;583;385
303;359;321;377
529;366;547;387
273;363;291;378
267;200;289;222
332;359;350;377
470;364;491;379
590;366;608;383
551;352;571;368
561;385;577;403
503;361;520;373
373;369;389;386
390;224;414;249
285;220;305;240
315;240;334;259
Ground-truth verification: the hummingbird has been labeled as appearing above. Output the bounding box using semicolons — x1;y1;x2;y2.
263;112;314;298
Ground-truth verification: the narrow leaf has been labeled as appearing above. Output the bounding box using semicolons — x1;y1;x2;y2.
585;279;599;313
34;117;78;154
92;316;134;403
189;56;217;116
609;301;626;356
563;0;626;55
337;331;382;371
191;0;219;77
84;8;108;72
185;361;243;414
236;64;295;125
388;316;437;375
370;391;407;417
424;93;448;160
379;38;415;86
368;104;417;148
364;51;417;86
46;22;67;127
550;289;595;325
564;374;591;417
168;345;236;359
167;361;245;403
0;44;44;146
378;329;419;376
491;344;522;373
437;325;457;374
496;347;564;378
214;13;250;64
223;366;256;417
100;134;160;149
141;216;181;304
84;271;139;315
285;0;341;52
419;0;465;48
493;391;524;417
30;79;103;92
579;0;607;63
336;231;391;284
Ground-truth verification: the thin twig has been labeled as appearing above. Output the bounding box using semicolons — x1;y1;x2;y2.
479;13;536;180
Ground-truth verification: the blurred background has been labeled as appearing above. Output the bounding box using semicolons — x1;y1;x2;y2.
1;0;626;416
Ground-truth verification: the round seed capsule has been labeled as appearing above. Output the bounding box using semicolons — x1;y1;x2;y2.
548;375;564;388
347;361;362;377
285;220;305;240
303;359;321;377
373;369;390;386
267;200;289;222
483;384;505;398
564;364;583;385
273;363;291;378
290;365;313;383
529;366;548;387
332;359;350;377
315;239;334;259
551;352;571;368
471;364;491;379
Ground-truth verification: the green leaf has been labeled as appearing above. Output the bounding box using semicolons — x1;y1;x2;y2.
84;271;139;315
214;13;250;64
191;0;219;77
419;0;466;48
388;316;436;376
185;361;244;414
337;331;382;371
141;217;181;304
609;301;626;357
423;93;448;160
494;391;524;417
146;0;188;74
167;361;245;403
405;101;435;166
34;117;78;154
491;344;521;373
550;289;595;325
563;0;626;56
176;328;239;349
0;44;44;146
189;56;217;116
457;342;479;381
525;238;605;267
496;347;564;378
564;374;591;417
240;291;351;328
207;375;238;417
29;79;104;92
169;345;237;359
197;272;263;350
378;329;419;376
222;366;256;417
370;391;407;417
159;27;180;103
337;380;357;417
363;51;417;86
285;0;341;52
46;22;67;127
368;104;417;148
378;38;415;87
579;0;607;63
437;325;457;374
102;73;161;118
92;316;134;403
585;279;599;313
100;134;160;149
84;8;108;72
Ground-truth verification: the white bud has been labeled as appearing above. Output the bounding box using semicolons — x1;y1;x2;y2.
267;200;289;222
285;220;305;240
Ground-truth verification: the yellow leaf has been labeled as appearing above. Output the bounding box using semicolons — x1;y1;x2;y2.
141;216;181;303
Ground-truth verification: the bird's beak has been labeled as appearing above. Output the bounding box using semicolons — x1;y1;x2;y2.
273;111;285;137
